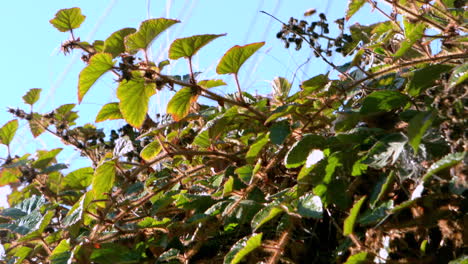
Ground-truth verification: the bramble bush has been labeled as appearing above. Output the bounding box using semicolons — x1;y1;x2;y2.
0;1;466;263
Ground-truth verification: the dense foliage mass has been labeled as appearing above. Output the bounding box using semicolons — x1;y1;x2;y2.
0;1;466;263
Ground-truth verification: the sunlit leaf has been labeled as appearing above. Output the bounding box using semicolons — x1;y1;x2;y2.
32;148;62;169
343;196;366;235
224;233;263;264
0;168;20;186
62;195;86;227
297;193;323;219
251;205;284;231
422;152;465;182
62;167;93;190
78;53;114;103
394;20;426;58
344;252;370;264
103;28;136;57
216;42;265;75
246;133;269;164
50;239;71;264
125;18;180;53
197;79;227;89
95;102;123;122
0;120;18;146
408;111;434;154
167;87;198;121
360;91;409;114
140;141;162;161
285;134;326;168
22;88;41;105
362;133;407;169
235;165;253;184
346;0;366;21
117;73;156;128
92;160;116;207
169;34;226;60
448;64;468;88
223;176;234;197
49;7;86;32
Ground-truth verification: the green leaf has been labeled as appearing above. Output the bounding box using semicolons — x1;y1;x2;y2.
49;7;86;32
343;196;366;236
125;18;179;53
140;141;162;161
344;252;370;264
406;64;453;96
448;63;468;88
92;160;116;207
197;79;227;89
22;88;41;105
269;120;290;145
370;170;395;207
224;233;263;264
422;152;465;182
408;111;434;154
0;120;18;146
103;28;136;57
63;195;85;226
62;167;93;190
394;20;426;58
167;87;198;121
78;53;114;103
246;133;269;164
360;91;409;115
12;246;33;264
117;73;156;128
297;193;323;219
0;168;21;186
50;239;71;264
251;205;284;231
301;74;329;95
285;134;326;168
95;102;123;122
223;176;234;197
29;113;45;138
169;34;226;60
216;42;265;75
362;133;407;169
358;200;393;225
32;148;63;169
235;165;253;184
448;255;468;264
271;77;292;99
346;0;366;21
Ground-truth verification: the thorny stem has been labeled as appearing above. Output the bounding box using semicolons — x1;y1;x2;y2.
346;52;467;91
267;229;291;264
153;72;267;120
382;0;445;31
367;0;404;32
187;56;196;84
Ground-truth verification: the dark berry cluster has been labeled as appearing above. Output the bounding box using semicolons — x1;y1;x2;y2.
276;12;353;57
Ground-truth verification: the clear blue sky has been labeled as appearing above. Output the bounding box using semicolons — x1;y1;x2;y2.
0;1;384;207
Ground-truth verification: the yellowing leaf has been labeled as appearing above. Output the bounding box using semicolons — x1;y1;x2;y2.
95;102;123;122
197;79;226;89
103;28;136;57
49;7;86;32
92;160;116;208
216;42;265;75
78;53;114;103
117;73;156;128
22;88;41;105
169;34;226;60
125;18;179;53
140;141;162;161
167;87;198;121
0;120;19;146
